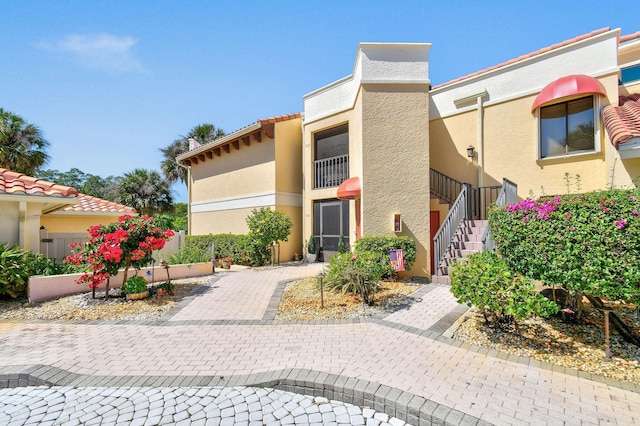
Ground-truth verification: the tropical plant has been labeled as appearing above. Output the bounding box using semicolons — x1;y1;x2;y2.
65;214;174;299
35;168;122;201
122;275;148;295
160;123;225;185
246;208;293;266
449;251;558;326
489;189;640;304
115;169;173;215
324;251;386;305
0;243;32;298
0;108;49;175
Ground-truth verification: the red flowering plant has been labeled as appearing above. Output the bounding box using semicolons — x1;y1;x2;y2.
65;214;174;299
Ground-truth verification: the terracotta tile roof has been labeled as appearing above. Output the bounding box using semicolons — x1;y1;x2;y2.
602;94;640;148
257;112;301;126
0;168;79;198
432;28;611;90
63;194;137;214
620;31;640;43
178;113;302;166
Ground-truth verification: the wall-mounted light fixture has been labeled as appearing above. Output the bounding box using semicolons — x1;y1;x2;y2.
467;145;475;158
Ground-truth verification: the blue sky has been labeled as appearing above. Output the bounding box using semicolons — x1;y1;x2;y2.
2;1;637;203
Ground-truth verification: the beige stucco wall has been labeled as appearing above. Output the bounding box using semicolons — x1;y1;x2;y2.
0;201;20;248
430;73;640;198
189;120;303;264
190;138;276;203
275;119;303;195
360;84;430;277
40;214;121;233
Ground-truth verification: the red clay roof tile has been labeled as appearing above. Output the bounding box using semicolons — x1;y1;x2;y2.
0;168;79;198
620;31;640;43
603;94;640;148
432;28;611;90
63;194;137;213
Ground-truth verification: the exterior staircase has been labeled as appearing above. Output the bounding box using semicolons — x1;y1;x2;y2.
432;219;487;284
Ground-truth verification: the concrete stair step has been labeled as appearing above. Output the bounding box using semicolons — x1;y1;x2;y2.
432;274;450;285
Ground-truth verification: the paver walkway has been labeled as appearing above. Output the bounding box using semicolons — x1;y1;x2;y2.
1;264;639;425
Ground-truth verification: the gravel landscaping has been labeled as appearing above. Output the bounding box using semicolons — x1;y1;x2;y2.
0;276;211;321
452;302;640;385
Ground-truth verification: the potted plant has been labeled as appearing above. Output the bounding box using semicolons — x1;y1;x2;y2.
123;275;149;301
221;257;233;269
307;236;316;263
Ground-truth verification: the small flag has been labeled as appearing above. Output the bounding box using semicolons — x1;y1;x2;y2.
389;249;405;271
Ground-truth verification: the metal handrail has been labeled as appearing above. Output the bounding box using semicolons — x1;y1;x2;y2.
482;178;518;250
430;168;464;204
314;154;349;189
433;184;470;273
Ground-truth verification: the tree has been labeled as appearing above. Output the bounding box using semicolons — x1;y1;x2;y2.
246;207;293;266
35;168;121;201
115;169;173;215
0;108;49;175
160;123;225;186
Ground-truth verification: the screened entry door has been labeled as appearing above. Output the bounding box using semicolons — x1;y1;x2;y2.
313;199;349;259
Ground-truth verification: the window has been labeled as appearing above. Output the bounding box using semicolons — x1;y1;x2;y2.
621;64;640;84
539;96;597;159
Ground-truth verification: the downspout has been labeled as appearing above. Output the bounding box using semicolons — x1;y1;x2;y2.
476;94;485;189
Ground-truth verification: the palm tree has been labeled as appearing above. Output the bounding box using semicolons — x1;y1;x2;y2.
0;108;49;175
116;169;173;215
160;123;225;185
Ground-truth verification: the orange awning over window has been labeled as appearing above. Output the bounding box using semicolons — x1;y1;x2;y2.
337;177;361;200
531;74;607;112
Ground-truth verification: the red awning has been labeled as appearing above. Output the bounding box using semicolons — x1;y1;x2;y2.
531;74;606;112
337;177;361;200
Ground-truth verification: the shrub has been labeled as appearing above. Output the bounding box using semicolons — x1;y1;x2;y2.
167;234;252;265
324;251;386;305
0;243;32;298
246;208;293;266
489;189;640;304
337;234;348;253
449;251;558;325
122;275;148;295
354;235;416;276
307;235;316;255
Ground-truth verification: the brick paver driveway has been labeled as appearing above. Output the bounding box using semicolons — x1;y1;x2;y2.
1;264;639;425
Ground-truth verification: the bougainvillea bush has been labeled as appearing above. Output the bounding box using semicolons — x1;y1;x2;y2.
489;189;640;303
65;214;174;298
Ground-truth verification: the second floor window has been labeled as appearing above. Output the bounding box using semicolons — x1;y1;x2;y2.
539;96;596;159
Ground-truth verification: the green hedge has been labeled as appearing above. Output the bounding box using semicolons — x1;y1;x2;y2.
450;251;558;325
166;234;252;266
489;189;640;303
354;235;416;276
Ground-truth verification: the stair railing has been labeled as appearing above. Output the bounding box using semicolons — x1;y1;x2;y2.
430;168;464;204
482;178;518;251
433;183;472;273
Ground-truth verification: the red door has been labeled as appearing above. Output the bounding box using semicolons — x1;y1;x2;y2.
430;211;440;274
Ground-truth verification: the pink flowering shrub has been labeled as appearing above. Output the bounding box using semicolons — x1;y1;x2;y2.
66;214;174;297
490;189;640;303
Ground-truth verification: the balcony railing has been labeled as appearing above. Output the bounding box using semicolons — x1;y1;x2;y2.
314;154;349;189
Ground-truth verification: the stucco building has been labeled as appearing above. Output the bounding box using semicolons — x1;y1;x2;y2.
182;27;640;279
0;168;137;259
176;113;303;262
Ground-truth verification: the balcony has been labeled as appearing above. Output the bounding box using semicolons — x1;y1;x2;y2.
314;154;349;189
